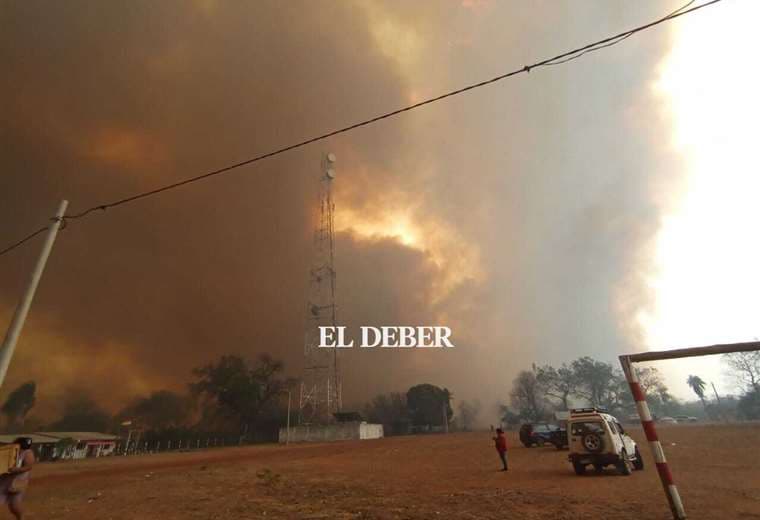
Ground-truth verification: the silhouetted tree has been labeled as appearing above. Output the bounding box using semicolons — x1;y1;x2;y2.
406;384;452;429
737;389;760;420
571;357;622;411
509;369;549;421
631;367;679;416
191;354;292;435
687;375;708;413
116;390;191;430
364;392;409;435
1;381;36;430
724;351;760;392
50;394;111;432
535;364;578;410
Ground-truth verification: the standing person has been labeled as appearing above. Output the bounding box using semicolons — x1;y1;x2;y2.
0;437;35;519
493;428;508;471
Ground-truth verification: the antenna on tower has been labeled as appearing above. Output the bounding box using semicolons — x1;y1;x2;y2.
299;152;341;424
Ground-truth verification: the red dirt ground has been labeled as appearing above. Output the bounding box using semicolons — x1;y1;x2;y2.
13;424;760;519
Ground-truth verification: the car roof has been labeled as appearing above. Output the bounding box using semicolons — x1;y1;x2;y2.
569;411;617;422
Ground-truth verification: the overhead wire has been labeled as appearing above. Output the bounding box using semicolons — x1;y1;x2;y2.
0;0;722;259
543;0;697;66
0;227;51;257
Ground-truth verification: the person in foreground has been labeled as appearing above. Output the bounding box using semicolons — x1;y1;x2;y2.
0;437;35;519
493;428;508;471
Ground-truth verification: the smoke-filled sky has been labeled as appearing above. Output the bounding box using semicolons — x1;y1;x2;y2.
2;0;758;420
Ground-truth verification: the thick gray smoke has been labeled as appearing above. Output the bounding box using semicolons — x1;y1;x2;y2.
0;1;684;419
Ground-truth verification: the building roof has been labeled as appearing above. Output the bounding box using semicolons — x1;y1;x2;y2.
0;433;62;445
34;432;119;441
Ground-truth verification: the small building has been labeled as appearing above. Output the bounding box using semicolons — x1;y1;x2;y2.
35;432;119;459
0;433;62;461
279;413;383;443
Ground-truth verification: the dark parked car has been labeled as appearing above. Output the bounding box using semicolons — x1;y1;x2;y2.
519;423;567;449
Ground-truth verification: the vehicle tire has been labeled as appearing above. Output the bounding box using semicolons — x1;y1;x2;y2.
633;446;644;470
593;464;604;473
617;450;633;476
581;433;604;453
573;461;586;475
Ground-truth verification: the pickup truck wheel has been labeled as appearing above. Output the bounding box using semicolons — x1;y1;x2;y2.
617;450;633;476
573;461;586;475
633;446;644;470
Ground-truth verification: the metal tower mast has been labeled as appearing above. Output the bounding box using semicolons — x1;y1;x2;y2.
299;153;341;424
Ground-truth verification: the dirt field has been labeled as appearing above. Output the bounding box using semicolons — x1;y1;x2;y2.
15;424;760;519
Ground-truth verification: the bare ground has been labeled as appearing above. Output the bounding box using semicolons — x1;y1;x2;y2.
15;424;760;519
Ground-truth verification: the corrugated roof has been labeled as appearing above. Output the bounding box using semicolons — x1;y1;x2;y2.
0;433;62;444
34;432;119;441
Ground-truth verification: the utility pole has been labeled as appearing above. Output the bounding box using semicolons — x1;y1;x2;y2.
442;402;449;434
0;200;68;390
711;381;723;407
710;381;727;422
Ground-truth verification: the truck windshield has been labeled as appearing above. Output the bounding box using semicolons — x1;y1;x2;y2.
571;421;604;436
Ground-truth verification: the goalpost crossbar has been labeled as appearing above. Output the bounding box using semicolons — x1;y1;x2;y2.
619;340;760;520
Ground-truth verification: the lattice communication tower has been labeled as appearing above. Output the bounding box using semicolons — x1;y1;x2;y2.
299;152;341;424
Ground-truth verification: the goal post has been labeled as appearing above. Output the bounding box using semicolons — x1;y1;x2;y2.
619;340;760;520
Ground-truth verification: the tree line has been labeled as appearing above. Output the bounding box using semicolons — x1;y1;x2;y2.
0;354;293;443
1;350;757;441
500;352;760;425
721;351;760;420
500;357;676;426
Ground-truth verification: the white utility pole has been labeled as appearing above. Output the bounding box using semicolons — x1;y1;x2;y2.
0;200;68;389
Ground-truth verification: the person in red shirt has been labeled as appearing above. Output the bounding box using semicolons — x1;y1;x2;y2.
493;428;508;471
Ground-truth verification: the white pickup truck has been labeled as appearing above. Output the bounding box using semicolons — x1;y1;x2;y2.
567;407;644;475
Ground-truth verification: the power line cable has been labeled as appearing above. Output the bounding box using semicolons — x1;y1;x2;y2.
0;227;51;257
0;0;723;258
543;0;697;66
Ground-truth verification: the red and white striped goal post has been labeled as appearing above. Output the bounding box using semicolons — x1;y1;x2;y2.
619;340;760;520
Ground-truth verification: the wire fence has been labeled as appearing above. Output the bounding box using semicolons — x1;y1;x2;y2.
114;434;248;456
